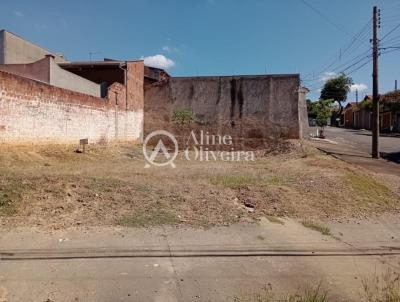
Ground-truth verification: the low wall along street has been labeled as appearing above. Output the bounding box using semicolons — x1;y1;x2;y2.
0;70;143;143
144;74;309;147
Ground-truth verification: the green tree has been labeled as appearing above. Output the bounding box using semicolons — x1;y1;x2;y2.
320;73;353;115
306;99;316;118
314;99;333;137
307;99;319;119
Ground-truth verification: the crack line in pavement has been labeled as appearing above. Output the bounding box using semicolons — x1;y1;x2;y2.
1;252;400;261
161;226;184;301
335;237;400;270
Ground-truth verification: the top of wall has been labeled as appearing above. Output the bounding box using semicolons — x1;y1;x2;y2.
0;29;67;64
171;74;300;79
59;59;144;68
49;58;101;97
0;69;107;109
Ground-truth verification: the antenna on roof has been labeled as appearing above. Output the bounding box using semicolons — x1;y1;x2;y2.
89;51;102;62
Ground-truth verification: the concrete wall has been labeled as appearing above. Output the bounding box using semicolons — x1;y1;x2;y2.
0;71;143;143
144;75;304;145
49;59;100;97
298;87;310;138
0;31;4;65
0;57;50;83
0;30;67;64
58;61;145;108
0;57;101;97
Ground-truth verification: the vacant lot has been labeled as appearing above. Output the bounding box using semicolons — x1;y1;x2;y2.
0;141;398;229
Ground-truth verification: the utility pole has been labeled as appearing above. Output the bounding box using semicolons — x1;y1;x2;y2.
356;89;359;104
372;6;380;159
396;80;398;91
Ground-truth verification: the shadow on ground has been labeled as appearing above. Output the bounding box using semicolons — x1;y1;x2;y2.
354;132;400;138
381;152;400;164
316;148;371;159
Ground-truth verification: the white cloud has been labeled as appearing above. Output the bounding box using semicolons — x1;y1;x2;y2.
142;54;175;69
15;11;23;17
350;83;368;92
162;45;179;53
319;71;337;82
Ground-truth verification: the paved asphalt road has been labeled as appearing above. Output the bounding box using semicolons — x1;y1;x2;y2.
323;127;400;156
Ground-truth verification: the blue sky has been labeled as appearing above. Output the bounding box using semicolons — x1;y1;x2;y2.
1;0;400;101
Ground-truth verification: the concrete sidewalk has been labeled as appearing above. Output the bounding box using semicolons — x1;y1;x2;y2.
310;137;400;177
0;217;399;302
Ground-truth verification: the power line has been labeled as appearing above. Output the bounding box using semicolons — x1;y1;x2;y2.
381;23;400;41
306;46;400;94
305;6;399;96
346;58;372;75
303;48;371;87
306;7;400;101
380;34;400;45
340;54;372;74
380;45;400;50
331;49;372;73
380;47;400;54
305;18;372;84
299;0;352;36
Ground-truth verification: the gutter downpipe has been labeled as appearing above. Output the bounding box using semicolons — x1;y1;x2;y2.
118;62;128;110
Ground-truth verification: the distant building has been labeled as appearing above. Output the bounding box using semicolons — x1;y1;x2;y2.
0;30;101;96
344;93;400;133
380;91;400;132
343;102;358;128
0;30;66;64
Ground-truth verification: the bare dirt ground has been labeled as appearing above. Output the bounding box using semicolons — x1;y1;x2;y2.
1;141;400;302
0;140;399;230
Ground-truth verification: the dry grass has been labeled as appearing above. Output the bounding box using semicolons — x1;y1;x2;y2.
301;221;331;236
233;283;329;302
233;270;400;302
0;176;24;216
0;141;398;229
210;175;259;189
347;172;396;206
266;216;285;225
117;208;179;228
361;270;400;302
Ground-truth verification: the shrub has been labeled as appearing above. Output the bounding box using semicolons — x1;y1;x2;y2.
172;109;195;126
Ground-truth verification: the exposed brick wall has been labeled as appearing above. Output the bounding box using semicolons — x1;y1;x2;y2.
126;61;144;111
0;70;143;144
107;82;127;110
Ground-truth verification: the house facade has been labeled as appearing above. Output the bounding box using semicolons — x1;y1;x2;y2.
343;93;400;133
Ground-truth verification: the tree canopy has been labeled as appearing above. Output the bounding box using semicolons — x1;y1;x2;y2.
308;99;333;129
320;73;353;114
314;99;333;129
